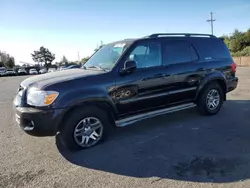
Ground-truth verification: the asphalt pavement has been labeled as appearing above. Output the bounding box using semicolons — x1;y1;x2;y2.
0;68;250;188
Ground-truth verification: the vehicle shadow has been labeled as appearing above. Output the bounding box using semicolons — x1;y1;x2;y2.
56;100;250;183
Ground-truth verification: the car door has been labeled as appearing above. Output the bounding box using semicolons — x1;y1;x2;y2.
161;39;205;104
113;40;175;117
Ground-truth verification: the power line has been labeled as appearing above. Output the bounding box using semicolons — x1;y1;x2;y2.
207;12;216;35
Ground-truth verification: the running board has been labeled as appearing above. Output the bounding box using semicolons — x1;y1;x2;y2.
115;103;196;127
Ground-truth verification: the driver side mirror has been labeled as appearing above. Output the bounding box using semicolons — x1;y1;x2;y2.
120;60;137;75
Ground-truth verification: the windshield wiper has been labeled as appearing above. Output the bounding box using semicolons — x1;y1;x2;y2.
87;66;107;71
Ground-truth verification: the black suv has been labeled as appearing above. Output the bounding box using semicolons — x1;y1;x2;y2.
13;33;238;150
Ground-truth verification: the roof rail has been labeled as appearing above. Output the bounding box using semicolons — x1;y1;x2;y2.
147;33;216;38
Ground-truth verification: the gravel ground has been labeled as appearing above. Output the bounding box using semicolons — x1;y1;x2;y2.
0;68;250;188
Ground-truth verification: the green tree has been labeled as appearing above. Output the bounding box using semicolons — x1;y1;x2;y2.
241;46;250;56
243;29;250;47
221;35;231;49
31;46;55;68
231;29;242;39
230;38;243;53
81;56;90;64
4;58;15;68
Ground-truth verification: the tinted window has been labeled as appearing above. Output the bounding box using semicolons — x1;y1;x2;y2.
192;38;231;59
163;41;198;65
127;41;161;68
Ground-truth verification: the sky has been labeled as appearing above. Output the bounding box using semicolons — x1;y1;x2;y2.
0;0;250;65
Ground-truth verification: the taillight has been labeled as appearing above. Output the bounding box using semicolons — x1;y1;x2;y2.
232;62;237;73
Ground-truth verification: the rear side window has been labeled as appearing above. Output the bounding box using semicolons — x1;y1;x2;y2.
193;38;231;59
162;40;198;65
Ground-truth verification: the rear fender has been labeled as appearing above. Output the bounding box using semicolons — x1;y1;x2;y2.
195;71;227;101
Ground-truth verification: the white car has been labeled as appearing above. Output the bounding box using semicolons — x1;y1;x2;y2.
39;68;47;74
29;69;38;75
48;68;57;73
18;68;27;75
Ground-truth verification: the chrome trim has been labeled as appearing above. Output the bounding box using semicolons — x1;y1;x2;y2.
24;121;35;131
168;87;196;95
24;126;34;131
116;103;196;127
15;114;20;124
119;87;196;104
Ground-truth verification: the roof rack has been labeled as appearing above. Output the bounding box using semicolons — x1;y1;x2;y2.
147;33;216;38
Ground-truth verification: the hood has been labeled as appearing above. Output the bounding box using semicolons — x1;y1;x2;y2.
21;69;103;89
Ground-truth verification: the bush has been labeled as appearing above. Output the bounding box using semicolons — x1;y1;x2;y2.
241;46;250;56
232;51;242;57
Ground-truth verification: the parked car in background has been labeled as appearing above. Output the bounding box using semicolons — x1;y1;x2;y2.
58;66;67;71
29;69;38;75
5;69;17;76
0;67;6;76
64;65;81;70
48;68;57;73
39;68;47;74
18;68;27;75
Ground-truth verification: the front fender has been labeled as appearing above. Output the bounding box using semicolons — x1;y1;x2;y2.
54;88;117;114
195;70;227;100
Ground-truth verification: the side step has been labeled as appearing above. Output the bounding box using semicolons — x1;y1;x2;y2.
115;103;196;127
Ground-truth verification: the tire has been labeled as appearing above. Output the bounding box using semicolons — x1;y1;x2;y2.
197;82;224;115
59;106;113;151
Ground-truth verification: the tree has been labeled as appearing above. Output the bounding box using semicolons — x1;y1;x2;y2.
241;46;250;56
81;56;90;64
4;58;15;68
0;51;15;68
31;46;55;68
231;29;242;39
61;55;68;66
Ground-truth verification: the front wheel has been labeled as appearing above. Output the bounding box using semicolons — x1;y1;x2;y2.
59;106;112;150
197;83;224;115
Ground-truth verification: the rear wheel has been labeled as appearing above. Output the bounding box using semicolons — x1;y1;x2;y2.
59;106;112;150
197;83;224;115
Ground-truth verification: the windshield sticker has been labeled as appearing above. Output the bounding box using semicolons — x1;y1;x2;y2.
114;43;126;48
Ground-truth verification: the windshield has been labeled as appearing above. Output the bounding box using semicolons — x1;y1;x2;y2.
84;42;130;70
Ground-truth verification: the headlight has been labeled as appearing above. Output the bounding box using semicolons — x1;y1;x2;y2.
27;87;59;107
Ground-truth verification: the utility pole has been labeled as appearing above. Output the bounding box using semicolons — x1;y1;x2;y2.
78;52;80;62
207;12;216;35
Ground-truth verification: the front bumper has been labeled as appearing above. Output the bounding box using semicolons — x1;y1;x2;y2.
14;106;63;136
227;77;238;92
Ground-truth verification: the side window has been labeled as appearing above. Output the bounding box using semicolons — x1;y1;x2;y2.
194;38;231;59
127;42;161;69
163;41;198;65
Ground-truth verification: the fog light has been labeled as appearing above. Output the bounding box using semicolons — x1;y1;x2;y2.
24;121;35;131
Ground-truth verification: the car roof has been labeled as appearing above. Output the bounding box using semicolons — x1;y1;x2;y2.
106;33;217;45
